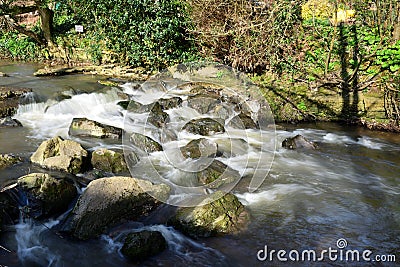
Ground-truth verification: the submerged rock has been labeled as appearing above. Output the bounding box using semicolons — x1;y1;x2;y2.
69;118;123;139
130;133;163;153
183;118;225;136
282;134;317;150
180;138;218;159
0;117;22;128
121;230;166;261
64;176;170;240
196;160;239;188
170;191;249;238
30;136;89;174
17;173;77;217
91;148;128;173
0;154;22;169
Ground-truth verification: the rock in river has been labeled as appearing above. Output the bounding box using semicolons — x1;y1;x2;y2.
170;191;249;238
196;160;239;188
0;117;22;128
121;230;167;261
282;134;317;150
91;148;128;173
0;154;22;169
0;86;32;118
17;173;77;217
69;118;123;139
183;118;225;136
64;176;170;240
130;133;163;153
30;136;89;174
180;138;218;159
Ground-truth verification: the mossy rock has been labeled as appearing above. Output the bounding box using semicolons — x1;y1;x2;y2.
69;118;122;139
117;100;147;113
187;93;221;114
183;118;225;136
91;148;128;173
30;136;89;174
130;133;163;153
282;134;317;150
0;154;22;169
17;173;77;217
157;97;182;110
121;230;166;261
171;191;249;238
196;160;239;188
228;112;258;129
63;177;170;240
147;102;169;128
180;138;218;159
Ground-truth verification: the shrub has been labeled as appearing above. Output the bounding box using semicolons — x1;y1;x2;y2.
68;0;197;69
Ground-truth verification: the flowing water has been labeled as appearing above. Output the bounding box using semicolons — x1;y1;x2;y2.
0;63;399;266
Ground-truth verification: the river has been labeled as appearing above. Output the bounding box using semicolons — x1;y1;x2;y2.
0;62;399;266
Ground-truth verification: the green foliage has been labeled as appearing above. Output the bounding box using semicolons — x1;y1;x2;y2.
0;31;42;60
68;0;197;69
376;41;400;73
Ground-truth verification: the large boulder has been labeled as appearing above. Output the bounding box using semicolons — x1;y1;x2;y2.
196;160;239;188
69;118;123;139
130;133;163;153
170;191;249;238
64;176;170;240
91;148;128;173
0;154;22;169
282;134;317;150
30;136;89;174
0;86;32;118
17;173;77;218
0;117;22;128
121;230;166;261
183;118;225;136
180;138;218;159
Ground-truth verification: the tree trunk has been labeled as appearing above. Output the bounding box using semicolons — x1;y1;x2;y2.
34;0;54;45
37;6;54;45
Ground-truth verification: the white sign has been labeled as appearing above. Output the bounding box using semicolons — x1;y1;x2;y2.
75;25;84;33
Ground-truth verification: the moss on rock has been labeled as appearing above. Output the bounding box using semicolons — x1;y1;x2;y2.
171;191;249;238
91;148;128;173
121;230;166;261
17;173;77;217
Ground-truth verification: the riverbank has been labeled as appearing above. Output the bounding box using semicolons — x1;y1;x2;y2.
1;61;398;133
